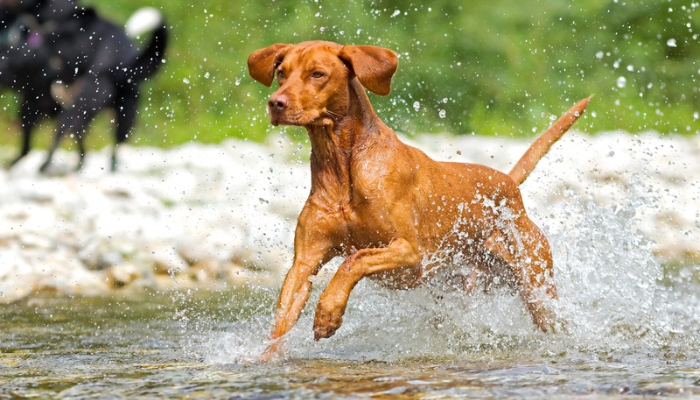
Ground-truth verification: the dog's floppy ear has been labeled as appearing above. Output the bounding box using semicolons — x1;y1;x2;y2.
339;45;398;96
247;44;291;87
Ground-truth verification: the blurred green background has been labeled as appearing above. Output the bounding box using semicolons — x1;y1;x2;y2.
1;0;699;151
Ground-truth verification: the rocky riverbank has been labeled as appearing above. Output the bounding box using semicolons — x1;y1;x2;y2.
0;131;697;303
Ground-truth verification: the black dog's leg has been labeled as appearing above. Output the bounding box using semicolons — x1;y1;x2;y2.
75;133;86;171
39;120;68;173
40;75;115;173
110;148;117;172
9;122;33;168
9;100;41;168
111;87;139;172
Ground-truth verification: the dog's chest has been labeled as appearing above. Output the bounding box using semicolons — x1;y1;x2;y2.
338;173;410;245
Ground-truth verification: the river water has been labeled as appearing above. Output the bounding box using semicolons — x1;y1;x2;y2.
1;186;699;399
1;258;698;399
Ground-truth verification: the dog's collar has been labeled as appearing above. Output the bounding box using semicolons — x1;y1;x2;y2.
27;31;42;47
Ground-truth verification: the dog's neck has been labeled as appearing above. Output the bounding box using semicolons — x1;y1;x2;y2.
305;79;384;202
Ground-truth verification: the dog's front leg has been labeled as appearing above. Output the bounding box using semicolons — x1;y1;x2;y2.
260;205;340;361
261;250;332;362
9;102;39;168
313;238;421;340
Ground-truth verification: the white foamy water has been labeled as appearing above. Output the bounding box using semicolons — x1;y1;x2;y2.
196;155;699;364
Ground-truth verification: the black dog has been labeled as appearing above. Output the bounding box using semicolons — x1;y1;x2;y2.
0;1;167;172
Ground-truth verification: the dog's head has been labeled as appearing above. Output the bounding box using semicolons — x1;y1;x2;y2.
0;31;53;88
248;41;398;127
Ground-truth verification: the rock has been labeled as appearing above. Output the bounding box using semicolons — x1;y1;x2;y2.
146;244;189;275
190;259;227;283
77;238;128;270
106;263;143;288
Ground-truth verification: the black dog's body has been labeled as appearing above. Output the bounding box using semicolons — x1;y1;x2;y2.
0;1;167;171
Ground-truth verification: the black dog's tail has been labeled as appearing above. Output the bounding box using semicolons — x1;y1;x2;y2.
114;7;167;85
127;23;167;84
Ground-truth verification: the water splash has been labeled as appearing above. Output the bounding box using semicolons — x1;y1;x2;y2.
616;76;627;88
194;180;699;363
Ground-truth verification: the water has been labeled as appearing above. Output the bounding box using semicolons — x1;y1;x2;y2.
1;287;698;398
1;193;699;398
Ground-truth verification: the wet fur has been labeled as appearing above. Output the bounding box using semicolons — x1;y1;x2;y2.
248;40;590;360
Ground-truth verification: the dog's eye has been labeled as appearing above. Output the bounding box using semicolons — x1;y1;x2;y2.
311;71;324;79
277;70;285;79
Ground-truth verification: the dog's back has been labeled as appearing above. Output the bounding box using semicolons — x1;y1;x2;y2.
48;9;137;81
350;132;522;253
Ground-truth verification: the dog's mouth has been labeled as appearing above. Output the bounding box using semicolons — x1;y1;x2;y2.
269;108;318;127
269;112;297;127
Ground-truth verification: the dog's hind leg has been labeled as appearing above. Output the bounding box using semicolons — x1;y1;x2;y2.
461;267;478;295
75;133;86;171
483;217;557;332
112;88;139;172
40;112;90;173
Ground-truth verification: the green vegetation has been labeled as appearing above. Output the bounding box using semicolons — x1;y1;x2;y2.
1;0;699;151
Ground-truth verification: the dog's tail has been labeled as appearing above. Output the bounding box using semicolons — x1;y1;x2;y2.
123;8;168;84
508;96;592;186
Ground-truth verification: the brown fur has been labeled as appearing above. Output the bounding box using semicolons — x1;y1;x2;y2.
248;41;590;360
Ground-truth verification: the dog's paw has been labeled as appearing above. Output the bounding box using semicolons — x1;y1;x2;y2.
313;319;342;340
259;344;281;363
313;303;344;340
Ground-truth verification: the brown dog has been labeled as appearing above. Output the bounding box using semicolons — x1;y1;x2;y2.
248;41;590;360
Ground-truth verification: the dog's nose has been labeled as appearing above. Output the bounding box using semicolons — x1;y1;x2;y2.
268;94;289;111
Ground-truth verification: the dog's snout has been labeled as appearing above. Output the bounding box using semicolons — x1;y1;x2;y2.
268;94;289;111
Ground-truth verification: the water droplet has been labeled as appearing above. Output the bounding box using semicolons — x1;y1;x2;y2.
183;78;190;84
439;110;446;118
616;76;627;88
442;98;448;103
574;111;580;117
595;51;604;59
413;101;420;111
667;38;677;47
